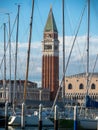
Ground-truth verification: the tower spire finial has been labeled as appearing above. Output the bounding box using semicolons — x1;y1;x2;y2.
50;4;52;10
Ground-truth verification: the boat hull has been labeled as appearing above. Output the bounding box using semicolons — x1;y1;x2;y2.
8;115;53;126
79;119;97;130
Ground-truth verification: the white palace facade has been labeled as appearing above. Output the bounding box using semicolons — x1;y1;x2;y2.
65;73;98;106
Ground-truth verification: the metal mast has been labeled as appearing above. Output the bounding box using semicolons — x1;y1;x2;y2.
7;13;11;103
3;23;6;102
62;0;65;100
86;0;90;95
23;0;34;102
13;5;20;112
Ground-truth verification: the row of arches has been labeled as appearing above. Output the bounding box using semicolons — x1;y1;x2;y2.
68;83;95;89
65;93;98;101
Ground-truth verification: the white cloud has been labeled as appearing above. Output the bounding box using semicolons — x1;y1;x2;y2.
0;35;98;81
18;41;42;50
59;35;98;59
59;35;98;75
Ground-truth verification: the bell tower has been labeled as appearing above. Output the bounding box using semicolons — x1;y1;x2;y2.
42;7;59;100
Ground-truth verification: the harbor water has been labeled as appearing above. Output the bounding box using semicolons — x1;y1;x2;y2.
0;126;73;130
0;127;91;130
0;126;53;130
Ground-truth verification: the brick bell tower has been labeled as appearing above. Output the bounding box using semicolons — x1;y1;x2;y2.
42;7;59;101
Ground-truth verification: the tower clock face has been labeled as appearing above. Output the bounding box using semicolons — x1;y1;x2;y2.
44;45;52;50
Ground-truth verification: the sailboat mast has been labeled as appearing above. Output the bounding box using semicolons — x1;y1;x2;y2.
3;23;6;102
23;0;34;102
86;0;90;95
13;5;20;110
62;0;65;100
8;13;11;103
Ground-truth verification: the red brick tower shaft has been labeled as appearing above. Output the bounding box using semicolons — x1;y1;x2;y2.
42;7;59;100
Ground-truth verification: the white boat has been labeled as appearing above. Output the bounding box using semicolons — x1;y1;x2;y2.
8;114;53;126
79;118;98;130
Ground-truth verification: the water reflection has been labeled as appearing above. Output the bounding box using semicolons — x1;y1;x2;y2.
0;126;54;130
0;126;73;130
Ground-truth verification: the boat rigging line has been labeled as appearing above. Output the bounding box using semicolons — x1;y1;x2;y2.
87;54;98;92
0;11;19;74
65;0;87;73
51;1;87;111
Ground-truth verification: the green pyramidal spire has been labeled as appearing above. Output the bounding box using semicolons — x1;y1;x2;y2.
44;7;58;32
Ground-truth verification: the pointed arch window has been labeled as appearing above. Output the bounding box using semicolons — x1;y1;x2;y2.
68;83;72;89
79;83;84;89
91;83;96;89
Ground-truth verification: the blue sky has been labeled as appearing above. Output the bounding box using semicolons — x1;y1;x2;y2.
0;0;98;41
1;0;98;41
0;0;98;85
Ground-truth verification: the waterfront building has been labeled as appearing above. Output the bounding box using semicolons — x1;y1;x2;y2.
42;7;59;100
0;7;60;104
0;7;59;104
0;80;50;104
65;73;98;106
